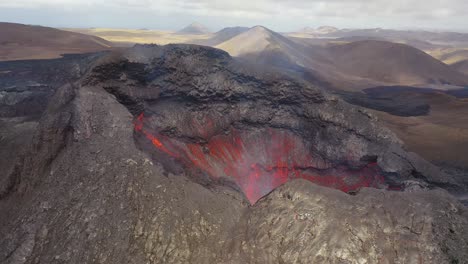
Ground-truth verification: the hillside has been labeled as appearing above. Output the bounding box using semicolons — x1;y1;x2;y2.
336;85;468;168
327;40;468;86
370;90;468;169
0;22;113;61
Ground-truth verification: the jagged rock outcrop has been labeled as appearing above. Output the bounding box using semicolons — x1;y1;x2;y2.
0;44;467;264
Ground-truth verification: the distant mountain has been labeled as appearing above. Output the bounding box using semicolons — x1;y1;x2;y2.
177;22;210;35
216;26;297;56
214;26;324;70
0;22;113;61
451;60;468;75
190;27;249;46
215;25;332;66
327;40;468;86
215;26;340;86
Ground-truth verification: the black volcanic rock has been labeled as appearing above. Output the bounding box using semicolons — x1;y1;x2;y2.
0;44;467;263
0;53;106;118
0;53;106;197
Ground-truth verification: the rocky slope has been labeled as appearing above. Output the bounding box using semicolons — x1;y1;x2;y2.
0;53;106;197
0;44;467;263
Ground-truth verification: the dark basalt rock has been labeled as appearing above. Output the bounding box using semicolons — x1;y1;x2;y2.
0;45;467;263
0;53;107;197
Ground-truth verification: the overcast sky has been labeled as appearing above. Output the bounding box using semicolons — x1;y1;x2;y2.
0;0;467;32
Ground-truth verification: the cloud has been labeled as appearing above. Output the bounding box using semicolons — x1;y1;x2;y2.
0;0;467;31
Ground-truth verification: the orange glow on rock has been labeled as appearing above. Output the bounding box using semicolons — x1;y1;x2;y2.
134;113;179;158
134;112;393;204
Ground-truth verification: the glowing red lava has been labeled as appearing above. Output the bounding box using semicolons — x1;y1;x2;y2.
134;113;388;204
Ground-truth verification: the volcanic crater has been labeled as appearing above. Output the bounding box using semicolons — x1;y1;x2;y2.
2;44;468;263
83;44;457;203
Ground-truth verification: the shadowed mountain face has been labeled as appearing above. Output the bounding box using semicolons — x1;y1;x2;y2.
0;44;467;263
0;22;113;61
